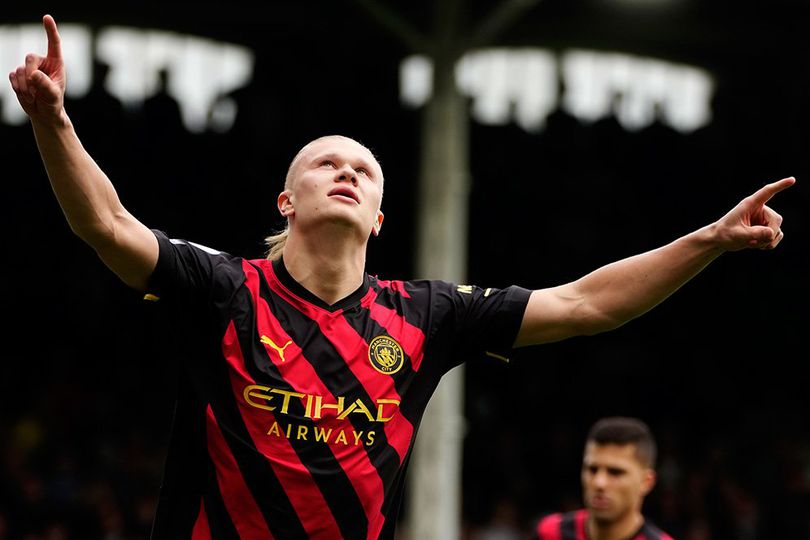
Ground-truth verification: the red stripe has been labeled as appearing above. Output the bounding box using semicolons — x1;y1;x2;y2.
243;262;387;539
263;263;414;464
536;513;562;540
191;498;211;540
362;287;426;371
222;321;344;539
575;509;588;540
205;404;275;539
374;278;411;298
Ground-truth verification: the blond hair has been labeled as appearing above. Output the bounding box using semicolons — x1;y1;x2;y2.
264;226;289;261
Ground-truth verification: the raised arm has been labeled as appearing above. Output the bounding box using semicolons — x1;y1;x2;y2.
515;176;795;346
9;14;158;291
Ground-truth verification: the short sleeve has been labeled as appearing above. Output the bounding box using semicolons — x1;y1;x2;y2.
146;229;244;305
429;281;531;370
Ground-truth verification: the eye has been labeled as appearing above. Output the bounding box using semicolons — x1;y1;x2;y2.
321;160;336;168
356;167;369;176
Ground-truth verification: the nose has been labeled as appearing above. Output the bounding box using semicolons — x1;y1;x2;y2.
592;470;608;489
337;165;358;185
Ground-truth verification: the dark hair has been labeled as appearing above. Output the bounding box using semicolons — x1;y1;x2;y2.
586;416;657;468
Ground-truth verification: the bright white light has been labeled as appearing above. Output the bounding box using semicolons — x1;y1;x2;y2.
0;24;254;132
97;28;254;133
456;48;557;131
562;49;712;132
401;48;714;134
400;55;433;108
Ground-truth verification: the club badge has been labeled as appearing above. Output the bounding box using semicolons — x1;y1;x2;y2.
368;335;404;375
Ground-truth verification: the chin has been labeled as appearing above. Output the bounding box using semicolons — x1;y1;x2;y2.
589;507;619;524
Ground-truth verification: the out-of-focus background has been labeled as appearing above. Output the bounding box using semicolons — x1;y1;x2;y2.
1;1;808;539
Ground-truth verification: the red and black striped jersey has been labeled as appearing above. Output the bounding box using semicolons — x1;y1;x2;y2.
145;230;531;540
533;510;674;540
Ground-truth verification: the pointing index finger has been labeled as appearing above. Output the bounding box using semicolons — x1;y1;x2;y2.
43;14;62;60
750;177;796;206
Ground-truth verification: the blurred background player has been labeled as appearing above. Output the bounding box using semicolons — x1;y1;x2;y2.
533;417;673;540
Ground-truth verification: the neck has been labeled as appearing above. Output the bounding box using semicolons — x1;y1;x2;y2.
587;512;644;540
282;226;367;306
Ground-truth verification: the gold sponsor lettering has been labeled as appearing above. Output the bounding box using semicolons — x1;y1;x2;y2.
244;385;398;423
244;384;395;447
313;395;346;419
272;388;305;414
376;398;400;422
245;384;276;411
314;426;332;442
297;425;308;440
337;399;375;422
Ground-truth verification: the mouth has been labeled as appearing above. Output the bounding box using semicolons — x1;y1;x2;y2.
328;187;360;204
589;495;611;510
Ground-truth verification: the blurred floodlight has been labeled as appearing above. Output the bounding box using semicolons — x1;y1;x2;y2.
97;28;254;132
400;55;433;108
456;49;557;131
401;48;713;134
0;24;254;132
563;49;712;132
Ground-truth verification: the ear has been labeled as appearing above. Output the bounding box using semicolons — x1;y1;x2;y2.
278;190;294;218
640;468;656;497
371;210;384;237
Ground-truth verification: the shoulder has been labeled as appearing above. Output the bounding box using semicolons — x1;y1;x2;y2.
640;520;675;540
536;511;565;534
534;509;588;540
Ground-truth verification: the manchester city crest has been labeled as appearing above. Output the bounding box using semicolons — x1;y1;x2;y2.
368;335;404;375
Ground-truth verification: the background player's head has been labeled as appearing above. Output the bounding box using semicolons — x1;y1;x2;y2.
581;416;657;525
266;135;385;260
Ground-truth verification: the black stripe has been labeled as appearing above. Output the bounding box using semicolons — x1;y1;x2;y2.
204;324;310;539
257;269;404;524
340;299;415;403
370;277;428;330
149;380;208;540
232;283;369;539
202;455;241;540
560;511;578;540
342;292;444;515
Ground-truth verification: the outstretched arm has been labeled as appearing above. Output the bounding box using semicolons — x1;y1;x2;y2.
9;14;158;291
515;177;795;347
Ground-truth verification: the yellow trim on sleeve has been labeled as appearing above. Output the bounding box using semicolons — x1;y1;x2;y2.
485;351;510;363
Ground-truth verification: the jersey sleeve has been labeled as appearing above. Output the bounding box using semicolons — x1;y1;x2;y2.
534;512;564;540
145;229;245;306
427;281;531;371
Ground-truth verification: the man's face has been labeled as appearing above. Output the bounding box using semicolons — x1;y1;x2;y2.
280;136;384;238
581;442;655;524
